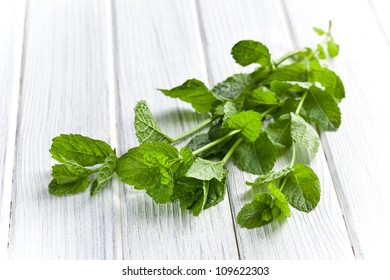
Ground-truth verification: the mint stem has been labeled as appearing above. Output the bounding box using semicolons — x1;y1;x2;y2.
221;137;244;166
261;106;278;118
274;48;308;66
290;142;297;166
171;117;216;143
192;130;240;156
295;91;308;115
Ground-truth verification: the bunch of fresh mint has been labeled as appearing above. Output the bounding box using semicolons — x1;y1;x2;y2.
48;23;344;229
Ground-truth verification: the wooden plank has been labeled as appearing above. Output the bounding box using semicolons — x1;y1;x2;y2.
8;0;121;259
197;0;354;259
0;0;26;259
283;0;390;259
113;0;239;259
370;0;390;43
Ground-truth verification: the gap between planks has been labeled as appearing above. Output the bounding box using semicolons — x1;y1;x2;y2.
0;0;27;260
105;0;124;260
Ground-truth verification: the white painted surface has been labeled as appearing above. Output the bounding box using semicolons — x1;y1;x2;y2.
0;0;388;259
0;0;26;260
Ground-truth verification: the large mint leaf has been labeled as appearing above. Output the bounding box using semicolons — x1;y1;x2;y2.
50;134;113;166
233;132;277;175
159;79;219;113
231;40;271;67
134;100;171;144
309;60;344;102
51;163;92;185
204;178;226;209
282;163;321;212
290;112;320;156
49;176;90;196
236;193;279;229
304;86;341;131
185;157;228;182
211;73;251;100
90;150;117;196
228;110;262;142
265;114;292;150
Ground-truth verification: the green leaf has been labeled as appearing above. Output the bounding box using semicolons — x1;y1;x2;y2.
233;132;277;175
185;157;228;182
265;114;292;150
51;163;92;185
304;86;341;131
231;40;271;67
268;183;290;217
310;60;345;102
290;112;319;156
50;134;113;166
134;100;171;144
159;79;219;113
236;193;276;228
327;40;339;58
172;177;204;212
247;165;293;186
218;101;239;137
90;150;117;196
244;87;279;109
175;147;194;178
317;44;326;59
313;27;326;36
116;142;179;203
271;63;307;82
49;176;90;196
282;163;321;212
211;74;251;100
204;178;226;209
191;181;209;216
228;110;262;142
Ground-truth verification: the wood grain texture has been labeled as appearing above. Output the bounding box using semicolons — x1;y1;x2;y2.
0;0;26;259
197;0;354;259
7;0;120;259
113;0;239;259
283;0;390;259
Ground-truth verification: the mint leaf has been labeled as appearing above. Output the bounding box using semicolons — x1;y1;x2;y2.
265;114;292;150
231;40;271;67
290;112;319;156
310;60;345;102
211;74;251;100
228;110;262;142
116;142;179;203
247;165;293;186
204;178;226;209
191;180;209;216
327;40;339;58
304;86;341;131
282;163;321;212
236;193;276;228
90;150;117;196
51;163;92;185
244;87;279;109
50;134;113;166
313;27;326;36
268;183;290;217
317;44;326;59
49;176;90;196
233;132;277;175
134;100;171;144
271;63;307;82
159;79;219;113
186;157;228;182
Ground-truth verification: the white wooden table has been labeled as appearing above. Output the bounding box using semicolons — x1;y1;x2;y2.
1;0;390;260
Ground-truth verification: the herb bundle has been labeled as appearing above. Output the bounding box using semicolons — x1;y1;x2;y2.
48;23;344;229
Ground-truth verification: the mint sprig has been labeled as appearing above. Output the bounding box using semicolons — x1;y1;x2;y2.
48;22;344;230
